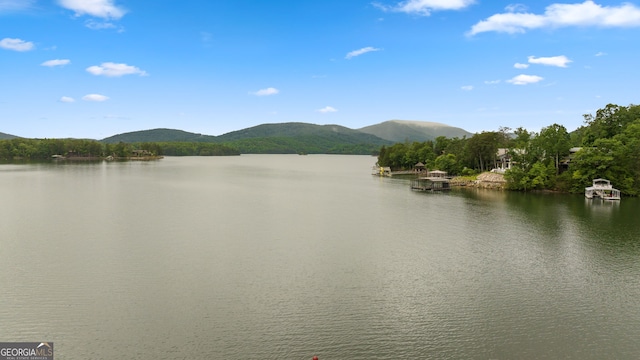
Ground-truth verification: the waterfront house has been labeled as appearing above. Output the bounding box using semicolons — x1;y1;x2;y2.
494;148;526;173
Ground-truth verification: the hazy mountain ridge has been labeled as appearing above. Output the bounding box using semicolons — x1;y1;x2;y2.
0;132;19;140
358;120;472;142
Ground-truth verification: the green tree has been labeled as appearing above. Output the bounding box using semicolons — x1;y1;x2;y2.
529;162;552;190
536;124;570;174
434;153;460;175
581;103;640;145
466;132;500;172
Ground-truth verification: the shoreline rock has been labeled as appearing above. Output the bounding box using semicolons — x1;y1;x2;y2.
452;172;506;190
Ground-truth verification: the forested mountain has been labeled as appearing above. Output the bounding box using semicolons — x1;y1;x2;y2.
3;120;468;155
216;123;391;154
102;128;217;144
358;120;472;142
0;132;19;140
217;122;388;143
96;122;392;154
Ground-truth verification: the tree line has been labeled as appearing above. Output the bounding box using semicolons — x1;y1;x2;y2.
376;129;511;176
377;103;640;196
0;134;376;159
0;138;239;160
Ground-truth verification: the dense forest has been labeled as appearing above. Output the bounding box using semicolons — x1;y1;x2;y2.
377;103;640;196
223;136;380;154
100;122;390;154
0;136;375;159
0;138;239;160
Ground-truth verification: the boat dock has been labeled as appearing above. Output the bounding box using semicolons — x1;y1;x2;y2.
371;166;417;177
410;177;451;191
410;170;451;192
585;178;621;200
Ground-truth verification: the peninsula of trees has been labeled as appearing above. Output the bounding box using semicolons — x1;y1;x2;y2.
0;139;240;160
376;103;640;196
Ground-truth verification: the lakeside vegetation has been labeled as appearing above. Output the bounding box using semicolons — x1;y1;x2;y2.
376;103;640;196
0;138;240;160
0;136;377;160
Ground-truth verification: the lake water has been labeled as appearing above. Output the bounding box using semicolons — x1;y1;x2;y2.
1;155;639;359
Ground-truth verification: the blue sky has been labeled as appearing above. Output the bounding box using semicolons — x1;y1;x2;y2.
2;0;640;139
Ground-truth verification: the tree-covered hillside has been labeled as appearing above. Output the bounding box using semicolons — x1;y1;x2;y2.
215;123;390;154
99;123;391;154
224;136;381;155
102;128;217;143
216;122;389;143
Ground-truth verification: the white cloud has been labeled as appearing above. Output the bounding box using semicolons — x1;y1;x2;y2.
57;0;126;19
514;62;530;69
484;80;501;84
507;74;544;85
505;4;528;13
0;0;36;12
85;20;119;30
468;1;640;36
251;87;279;96
82;94;109;102
374;0;476;16
461;85;474;91
60;96;75;103
345;46;382;59
0;37;34;51
41;59;71;67
595;51;607;56
86;62;147;77
317;106;338;113
528;55;572;67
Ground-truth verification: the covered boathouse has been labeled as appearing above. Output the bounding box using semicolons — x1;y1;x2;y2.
410;170;451;192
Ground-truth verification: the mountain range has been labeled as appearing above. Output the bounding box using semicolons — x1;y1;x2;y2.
2;120;473;154
100;120;472;143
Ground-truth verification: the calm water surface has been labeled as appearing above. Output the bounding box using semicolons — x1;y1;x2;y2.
1;155;639;359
